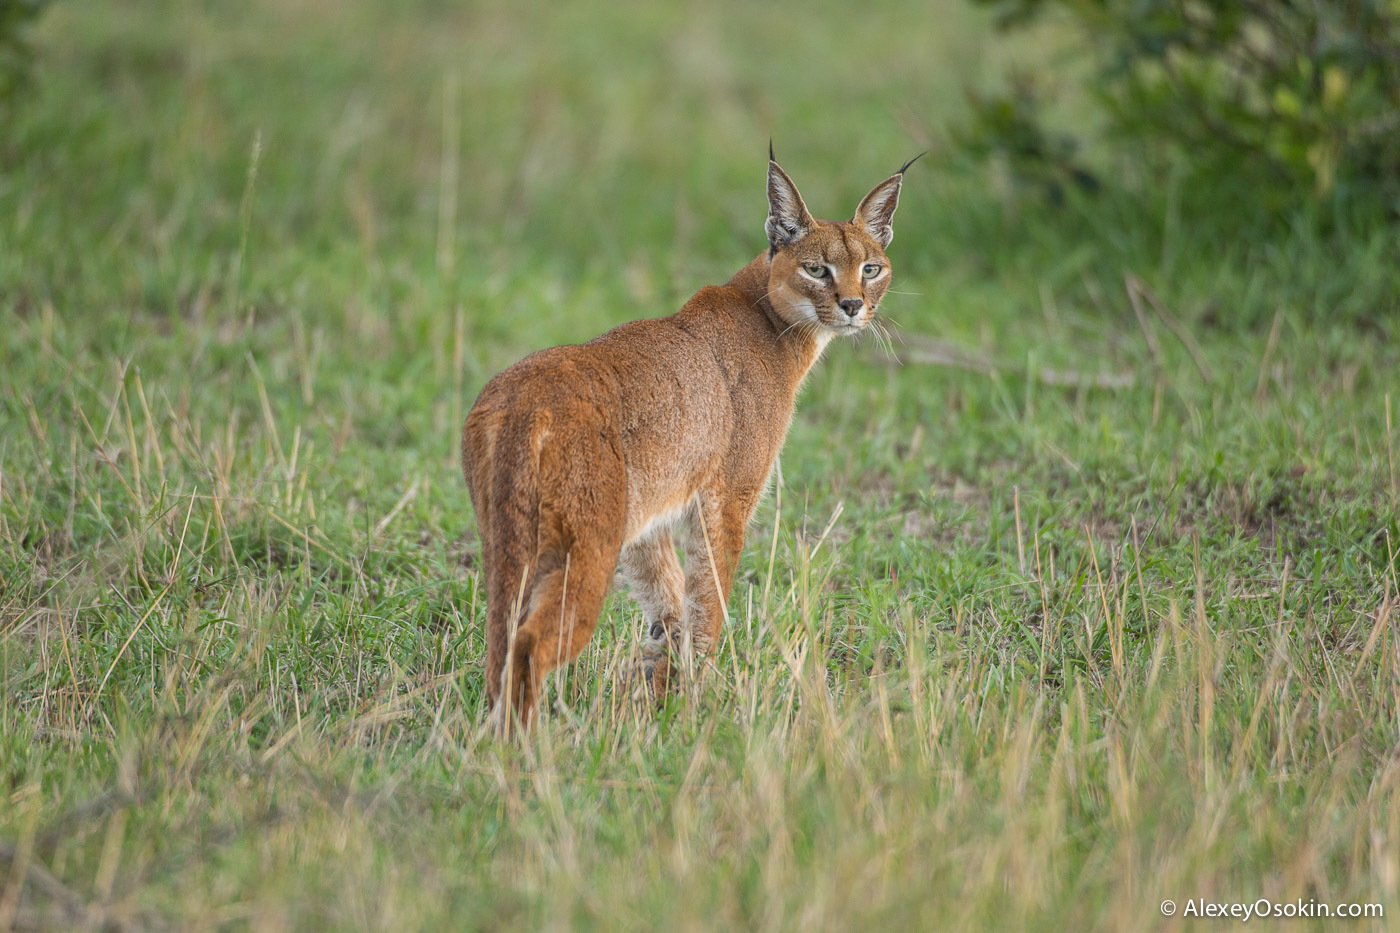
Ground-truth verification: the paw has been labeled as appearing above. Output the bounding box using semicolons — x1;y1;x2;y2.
620;620;678;700
619;653;670;701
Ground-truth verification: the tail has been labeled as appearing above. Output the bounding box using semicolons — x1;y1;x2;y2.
463;407;543;726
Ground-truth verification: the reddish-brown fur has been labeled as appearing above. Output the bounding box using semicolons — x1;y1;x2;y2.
462;153;912;731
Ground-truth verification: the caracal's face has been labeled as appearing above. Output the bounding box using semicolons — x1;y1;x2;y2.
768;222;891;336
762;155;909;339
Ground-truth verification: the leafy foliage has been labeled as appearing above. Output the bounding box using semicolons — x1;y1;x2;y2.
0;0;47;103
969;0;1400;205
955;76;1100;202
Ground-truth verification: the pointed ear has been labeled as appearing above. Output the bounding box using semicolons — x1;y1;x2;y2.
853;154;920;248
766;159;815;250
852;175;904;249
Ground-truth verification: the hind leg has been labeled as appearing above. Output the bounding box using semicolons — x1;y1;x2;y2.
504;530;620;730
617;524;686;696
500;451;625;732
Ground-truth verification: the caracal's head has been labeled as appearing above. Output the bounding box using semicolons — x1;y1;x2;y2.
763;151;918;338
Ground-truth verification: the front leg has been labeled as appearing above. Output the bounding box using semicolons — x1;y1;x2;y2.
679;490;753;675
616;524;685;696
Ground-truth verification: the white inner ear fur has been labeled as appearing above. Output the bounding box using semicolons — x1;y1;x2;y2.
854;176;903;248
766;163;812;246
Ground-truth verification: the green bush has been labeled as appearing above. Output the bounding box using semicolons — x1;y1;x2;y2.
968;0;1400;206
0;0;48;104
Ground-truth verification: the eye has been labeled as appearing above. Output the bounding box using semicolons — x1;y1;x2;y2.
803;263;828;278
862;263;882;279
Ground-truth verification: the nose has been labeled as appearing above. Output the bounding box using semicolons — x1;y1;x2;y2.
839;298;864;317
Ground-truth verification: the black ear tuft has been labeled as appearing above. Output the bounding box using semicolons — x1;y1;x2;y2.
897;152;926;176
769;139;775;163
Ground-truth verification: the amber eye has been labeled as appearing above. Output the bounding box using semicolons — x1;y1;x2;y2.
862;263;882;279
803;263;829;278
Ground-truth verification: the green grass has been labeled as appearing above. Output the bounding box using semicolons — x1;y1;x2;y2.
2;0;1399;929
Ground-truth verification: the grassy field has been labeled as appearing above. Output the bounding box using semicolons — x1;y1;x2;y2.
2;0;1399;929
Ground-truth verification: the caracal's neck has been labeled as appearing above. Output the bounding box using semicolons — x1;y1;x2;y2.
726;251;832;379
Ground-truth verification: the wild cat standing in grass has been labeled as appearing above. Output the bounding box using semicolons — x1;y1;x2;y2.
462;148;916;733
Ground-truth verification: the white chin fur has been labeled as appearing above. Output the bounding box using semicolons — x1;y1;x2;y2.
776;298;821;332
778;298;866;342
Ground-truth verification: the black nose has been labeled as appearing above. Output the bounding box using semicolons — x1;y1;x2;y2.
839;298;864;317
